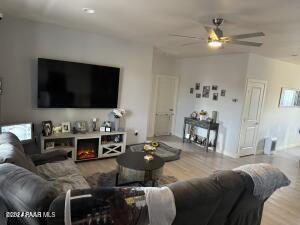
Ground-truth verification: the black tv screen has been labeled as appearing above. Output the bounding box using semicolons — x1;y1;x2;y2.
38;58;120;108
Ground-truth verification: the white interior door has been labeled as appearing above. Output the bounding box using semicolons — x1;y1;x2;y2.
154;76;178;136
239;79;267;156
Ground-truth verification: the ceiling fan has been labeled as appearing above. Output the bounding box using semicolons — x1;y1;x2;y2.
170;18;265;48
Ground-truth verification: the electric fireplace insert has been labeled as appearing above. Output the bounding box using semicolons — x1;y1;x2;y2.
77;138;99;161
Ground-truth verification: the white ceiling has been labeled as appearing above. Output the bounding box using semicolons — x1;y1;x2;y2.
1;0;300;64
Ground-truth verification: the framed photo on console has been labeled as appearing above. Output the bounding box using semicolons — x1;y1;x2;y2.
42;121;53;136
62;122;71;133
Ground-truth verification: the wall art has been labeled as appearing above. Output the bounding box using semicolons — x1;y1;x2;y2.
212;85;218;90
202;86;210;98
213;93;218;101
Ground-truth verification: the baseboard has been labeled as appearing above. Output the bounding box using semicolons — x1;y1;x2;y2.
275;144;300;151
256;149;264;155
221;151;239;159
173;133;182;139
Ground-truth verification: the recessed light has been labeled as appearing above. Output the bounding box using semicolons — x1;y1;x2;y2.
82;8;95;14
291;54;298;57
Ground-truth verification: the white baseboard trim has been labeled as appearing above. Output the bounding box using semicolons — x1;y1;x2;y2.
221;151;240;159
173;132;180;138
275;144;300;151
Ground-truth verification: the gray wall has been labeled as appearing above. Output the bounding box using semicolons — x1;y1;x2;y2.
175;54;249;157
247;54;300;150
0;17;153;144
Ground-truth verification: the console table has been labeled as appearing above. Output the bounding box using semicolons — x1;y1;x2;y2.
40;131;127;162
183;117;219;152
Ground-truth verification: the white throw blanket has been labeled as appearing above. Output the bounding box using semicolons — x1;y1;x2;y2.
233;163;291;200
144;187;176;225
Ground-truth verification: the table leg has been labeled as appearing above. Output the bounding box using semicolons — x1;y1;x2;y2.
213;126;219;151
206;126;210;152
152;179;156;187
183;122;186;143
115;172;119;186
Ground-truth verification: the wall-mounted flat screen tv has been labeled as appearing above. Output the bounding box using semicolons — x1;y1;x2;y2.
38;58;120;108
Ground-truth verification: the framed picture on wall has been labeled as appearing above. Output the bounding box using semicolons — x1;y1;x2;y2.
190;88;194;94
196;93;201;98
213;93;218;101
202;86;210;98
212;85;218;90
221;89;226;97
195;83;200;90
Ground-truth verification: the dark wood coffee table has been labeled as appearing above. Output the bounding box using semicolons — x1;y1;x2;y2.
116;152;165;187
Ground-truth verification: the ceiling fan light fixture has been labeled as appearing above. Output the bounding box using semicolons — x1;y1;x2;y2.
208;40;222;48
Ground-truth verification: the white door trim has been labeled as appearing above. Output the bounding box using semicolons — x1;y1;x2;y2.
151;75;179;137
237;78;267;157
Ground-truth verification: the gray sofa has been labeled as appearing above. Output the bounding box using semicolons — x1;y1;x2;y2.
0;132;90;192
0;132;289;225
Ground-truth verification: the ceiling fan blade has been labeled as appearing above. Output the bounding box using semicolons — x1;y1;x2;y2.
169;34;202;39
204;26;219;40
228;32;265;40
182;41;201;46
228;40;263;47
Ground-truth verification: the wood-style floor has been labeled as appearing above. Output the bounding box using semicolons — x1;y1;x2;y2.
77;136;300;225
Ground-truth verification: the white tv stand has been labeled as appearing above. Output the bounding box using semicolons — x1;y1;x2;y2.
40;131;127;162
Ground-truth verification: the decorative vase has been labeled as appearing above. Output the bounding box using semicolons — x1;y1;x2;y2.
114;117;120;131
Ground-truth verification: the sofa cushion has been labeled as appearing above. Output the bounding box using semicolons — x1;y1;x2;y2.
0;163;58;225
0;143;37;173
36;158;90;192
0;132;25;152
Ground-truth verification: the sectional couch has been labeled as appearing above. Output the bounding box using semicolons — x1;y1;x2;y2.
0;132;288;225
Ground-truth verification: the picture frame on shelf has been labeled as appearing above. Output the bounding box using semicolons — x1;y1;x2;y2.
52;125;62;134
45;141;55;150
62;122;71;133
42;121;53;136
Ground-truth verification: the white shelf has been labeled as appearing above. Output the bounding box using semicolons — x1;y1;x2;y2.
43;146;75;152
40;131;127;162
41;131;125;140
101;142;124;147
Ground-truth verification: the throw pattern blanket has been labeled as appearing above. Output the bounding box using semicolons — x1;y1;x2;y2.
233;163;291;200
36;158;90;192
63;187;176;225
